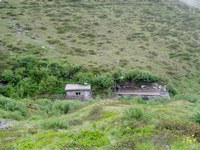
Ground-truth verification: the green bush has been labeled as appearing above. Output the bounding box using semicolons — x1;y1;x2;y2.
156;120;200;142
0;95;27;117
73;72;94;84
124;69;160;83
71;130;108;147
1;69;14;82
192;110;200;124
40;118;68;130
167;83;179;96
123;106;152;122
0;109;24;120
110;138;136;150
93;73;114;90
0;56;81;98
0;55;165;98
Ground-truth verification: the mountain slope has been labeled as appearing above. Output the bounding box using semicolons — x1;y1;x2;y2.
1;0;200;94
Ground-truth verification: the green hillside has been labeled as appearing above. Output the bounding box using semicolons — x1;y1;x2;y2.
1;95;200;149
1;0;200;94
1;1;200;149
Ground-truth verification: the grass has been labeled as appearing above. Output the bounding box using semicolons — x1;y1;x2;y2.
0;97;200;149
1;0;200;94
1;0;200;149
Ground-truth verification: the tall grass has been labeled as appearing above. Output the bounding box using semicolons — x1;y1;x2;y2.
123;106;152;122
0;95;28;119
40;118;68;130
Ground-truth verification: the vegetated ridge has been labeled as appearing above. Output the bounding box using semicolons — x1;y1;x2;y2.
0;0;200;95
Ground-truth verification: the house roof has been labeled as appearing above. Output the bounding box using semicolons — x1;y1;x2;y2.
65;84;91;91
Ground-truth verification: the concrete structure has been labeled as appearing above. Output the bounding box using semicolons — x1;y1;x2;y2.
116;83;170;100
65;84;92;100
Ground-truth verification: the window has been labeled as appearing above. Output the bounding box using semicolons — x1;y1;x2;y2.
76;92;81;95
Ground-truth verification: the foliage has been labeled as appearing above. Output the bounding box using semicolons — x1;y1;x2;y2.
1;69;14;82
124;69;160;83
167;83;179;96
0;109;24;120
52;100;84;114
1;56;164;98
1;98;200;149
40;118;68;130
13;131;69;149
69;130;108;147
0;56;80;98
34;99;87;117
73;71;94;84
111;137;136;150
123;106;152;122
112;68;124;84
92;73;114;90
192;110;200;124
0;95;27;117
156;120;200;142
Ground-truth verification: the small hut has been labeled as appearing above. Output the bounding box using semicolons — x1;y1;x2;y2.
65;84;92;100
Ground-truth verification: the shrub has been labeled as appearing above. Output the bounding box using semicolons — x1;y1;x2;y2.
73;72;94;84
167;83;179;96
52;101;70;114
13;130;69;149
1;69;14;82
36;100;86;117
92;73;114;90
40;118;68;130
0;109;24;120
124;69;160;83
13;55;38;69
123;106;152;122
0;95;27;117
15;78;38;97
110;138;136;150
192;110;200;124
156;120;200;142
71;130;108;147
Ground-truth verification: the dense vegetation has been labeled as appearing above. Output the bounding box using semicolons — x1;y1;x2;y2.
1;0;200;95
1;0;200;149
0;55;162;98
1;95;200;149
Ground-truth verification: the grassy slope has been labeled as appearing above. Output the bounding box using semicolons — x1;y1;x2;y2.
0;97;200;150
1;0;200;94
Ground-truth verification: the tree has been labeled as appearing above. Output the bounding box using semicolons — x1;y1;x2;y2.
93;73;114;90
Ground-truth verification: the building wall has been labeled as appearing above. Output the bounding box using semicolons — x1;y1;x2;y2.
65;90;91;100
118;93;170;100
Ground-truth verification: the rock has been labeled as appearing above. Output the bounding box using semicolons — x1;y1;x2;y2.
0;120;11;129
0;120;6;128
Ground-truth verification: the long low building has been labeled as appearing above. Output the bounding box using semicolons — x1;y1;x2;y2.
115;83;170;100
